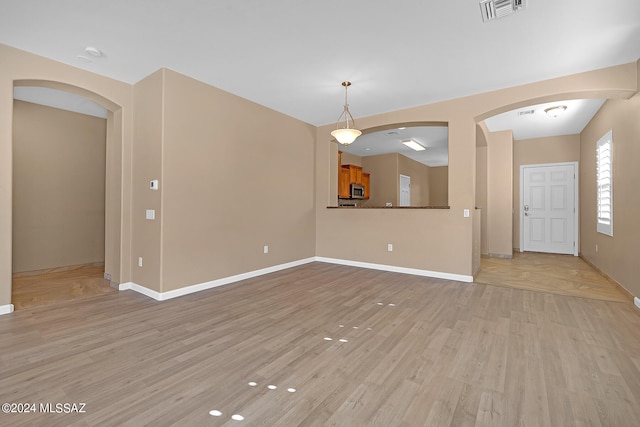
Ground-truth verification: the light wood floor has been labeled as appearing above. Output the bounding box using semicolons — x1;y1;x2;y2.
2;262;640;426
11;265;117;310
476;252;631;303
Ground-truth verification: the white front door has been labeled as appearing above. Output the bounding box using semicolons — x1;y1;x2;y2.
521;163;578;255
399;174;411;207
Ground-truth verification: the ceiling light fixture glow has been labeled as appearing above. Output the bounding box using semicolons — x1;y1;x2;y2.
85;46;102;57
330;81;361;145
402;139;426;151
544;105;567;118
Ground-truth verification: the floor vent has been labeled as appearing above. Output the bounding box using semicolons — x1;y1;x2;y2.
480;0;526;22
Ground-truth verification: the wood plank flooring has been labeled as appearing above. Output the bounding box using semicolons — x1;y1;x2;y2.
11;265;117;310
475;252;631;303
2;262;640;426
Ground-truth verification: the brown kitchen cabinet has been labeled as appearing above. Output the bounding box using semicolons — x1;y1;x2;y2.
363;172;370;199
338;151;370;199
349;165;363;185
339;166;350;198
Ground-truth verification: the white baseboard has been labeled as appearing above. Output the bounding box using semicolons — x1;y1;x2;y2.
119;256;472;302
118;282;163;300
314;257;474;283
0;304;15;315
635;297;640;310
120;257;316;301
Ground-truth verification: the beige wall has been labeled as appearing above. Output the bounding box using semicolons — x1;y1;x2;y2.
12;101;106;272
512;135;581;250
580;93;640;297
362;153;398;206
487;130;514;258
398;154;430;206
340;151;362;167
132;69;164;291
429;166;448;206
316;61;638;278
160;69;316;292
361;153;434;207
476;146;488;255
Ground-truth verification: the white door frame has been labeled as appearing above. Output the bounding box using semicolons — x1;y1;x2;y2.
520;161;579;256
399;174;411;207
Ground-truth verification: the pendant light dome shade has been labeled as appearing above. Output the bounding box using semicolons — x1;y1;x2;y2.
331;128;362;145
331;82;361;145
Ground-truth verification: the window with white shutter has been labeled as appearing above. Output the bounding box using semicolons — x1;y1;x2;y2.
596;130;613;236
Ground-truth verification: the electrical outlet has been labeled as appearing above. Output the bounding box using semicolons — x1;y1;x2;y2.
263;245;269;254
138;257;143;267
387;243;393;252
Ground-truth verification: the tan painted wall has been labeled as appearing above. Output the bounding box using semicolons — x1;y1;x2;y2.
398;154;429;206
512;135;581;250
362;153;398;206
0;43;133;307
361;153;433;207
580;93;640;297
429;166;448;206
131;70;164;291
476;146;488;255
160;69;316;292
12;101;106;272
487;130;514;258
316;61;637;278
340;151;361;167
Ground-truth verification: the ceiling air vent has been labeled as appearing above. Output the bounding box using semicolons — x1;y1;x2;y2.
480;0;526;22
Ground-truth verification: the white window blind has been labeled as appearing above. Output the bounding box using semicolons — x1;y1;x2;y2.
596;130;613;236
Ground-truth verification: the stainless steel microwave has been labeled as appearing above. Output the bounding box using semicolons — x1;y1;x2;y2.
350;184;365;199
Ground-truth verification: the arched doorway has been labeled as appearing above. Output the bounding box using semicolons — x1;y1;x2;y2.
11;80;124;309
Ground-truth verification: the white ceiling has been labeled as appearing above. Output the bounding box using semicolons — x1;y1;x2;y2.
13;86;108;119
484;98;607;140
341;126;449;167
1;0;639;128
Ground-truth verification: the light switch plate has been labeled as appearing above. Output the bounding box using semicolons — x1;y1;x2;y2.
150;180;159;190
464;209;470;218
146;209;155;220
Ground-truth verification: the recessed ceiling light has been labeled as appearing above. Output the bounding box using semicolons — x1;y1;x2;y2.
398;127;406;130
402;139;426;151
84;46;102;57
544;105;567;118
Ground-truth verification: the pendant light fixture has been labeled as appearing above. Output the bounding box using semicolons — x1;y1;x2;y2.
331;81;362;145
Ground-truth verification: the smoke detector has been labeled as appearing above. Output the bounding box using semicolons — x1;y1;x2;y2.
480;0;526;22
